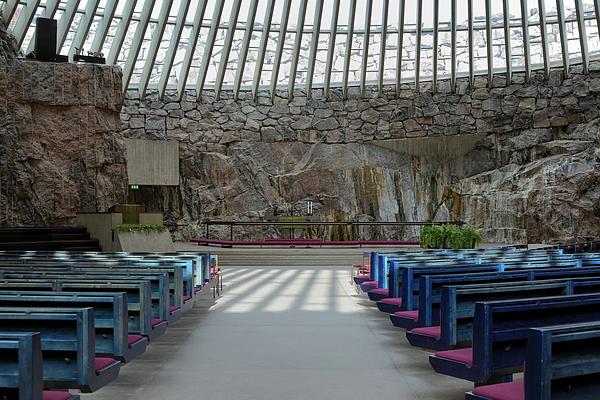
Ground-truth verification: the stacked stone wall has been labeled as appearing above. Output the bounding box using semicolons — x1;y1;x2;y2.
118;66;600;243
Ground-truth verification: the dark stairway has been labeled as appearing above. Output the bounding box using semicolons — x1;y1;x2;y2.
0;227;101;251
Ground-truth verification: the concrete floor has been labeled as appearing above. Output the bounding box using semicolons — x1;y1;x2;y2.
81;248;472;400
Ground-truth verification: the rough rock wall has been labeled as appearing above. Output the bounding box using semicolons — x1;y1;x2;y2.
0;25;128;226
455;119;600;244
0;14;16;63
122;65;600;243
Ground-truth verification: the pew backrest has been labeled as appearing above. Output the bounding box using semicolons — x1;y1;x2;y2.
472;293;600;381
0;332;43;400
0;291;128;359
0;307;100;390
441;281;573;347
526;322;600;399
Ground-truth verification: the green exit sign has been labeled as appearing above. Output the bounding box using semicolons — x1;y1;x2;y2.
129;184;139;190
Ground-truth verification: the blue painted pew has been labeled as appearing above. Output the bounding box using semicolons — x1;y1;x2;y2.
466;321;600;400
0;268;175;326
0;278;162;340
387;255;588;301
370;250;579;301
392;266;600;330
138;252;210;289
0;331;43;400
80;251;211;288
429;292;600;386
73;256;195;305
0;249;210;295
378;259;586;314
378;263;505;312
381;249;588;299
67;252;210;296
58;280;157;339
0;291;147;363
0;260;186;320
363;248;523;299
366;257;464;300
0;307;120;392
407;281;575;351
0;332;80;400
360;250;467;293
392;270;534;330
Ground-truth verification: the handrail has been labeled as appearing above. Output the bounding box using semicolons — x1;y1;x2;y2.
202;220;464;241
204;221;463;226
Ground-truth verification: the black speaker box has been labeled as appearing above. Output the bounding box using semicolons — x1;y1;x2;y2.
35;17;57;62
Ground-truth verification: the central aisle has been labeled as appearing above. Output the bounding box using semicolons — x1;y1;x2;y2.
85;264;471;400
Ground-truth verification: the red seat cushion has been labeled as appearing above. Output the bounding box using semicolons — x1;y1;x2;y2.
95;357;118;373
362;281;378;287
43;391;73;400
410;326;441;339
394;310;419;320
435;347;473;367
151;318;165;327
354;274;370;280
183;295;193;302
380;298;402;306
128;334;145;346
471;380;524;400
370;288;389;295
194;288;202;293
169;306;180;313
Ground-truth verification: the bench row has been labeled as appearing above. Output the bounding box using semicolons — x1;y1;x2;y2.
358;248;600;399
0;251;219;398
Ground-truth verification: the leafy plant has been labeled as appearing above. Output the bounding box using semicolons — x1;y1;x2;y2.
420;224;482;249
420;225;444;249
116;224;167;234
453;225;484;249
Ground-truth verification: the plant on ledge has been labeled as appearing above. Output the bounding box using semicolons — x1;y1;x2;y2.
420;224;483;249
116;224;167;234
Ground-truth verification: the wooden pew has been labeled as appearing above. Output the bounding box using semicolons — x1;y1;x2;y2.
0;254;195;307
378;263;505;312
429;292;600;386
393;267;600;330
368;250;582;300
0;307;120;392
65;255;195;306
361;248;522;296
361;250;473;294
0;278;162;340
392;270;533;330
466;321;600;400
0;291;147;363
406;281;574;351
0;267;176;325
0;250;213;293
0;332;81;400
0;260;186;313
379;258;584;313
379;258;588;313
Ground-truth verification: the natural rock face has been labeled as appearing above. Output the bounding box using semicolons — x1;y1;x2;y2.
0;14;16;63
122;65;600;244
454;119;600;244
0;46;127;225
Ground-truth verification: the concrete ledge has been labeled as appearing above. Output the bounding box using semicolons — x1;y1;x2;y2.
116;230;175;252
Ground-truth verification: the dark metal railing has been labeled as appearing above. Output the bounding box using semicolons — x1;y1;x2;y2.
203;220;464;241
